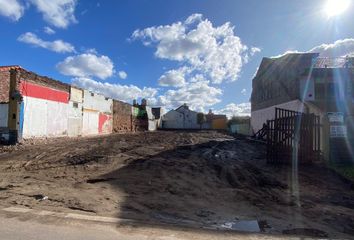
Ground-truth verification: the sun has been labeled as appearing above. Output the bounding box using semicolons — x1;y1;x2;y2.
324;0;351;17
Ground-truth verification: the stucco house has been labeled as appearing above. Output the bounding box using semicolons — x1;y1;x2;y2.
161;104;200;129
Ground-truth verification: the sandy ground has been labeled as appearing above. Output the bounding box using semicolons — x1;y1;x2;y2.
0;212;317;240
0;131;353;239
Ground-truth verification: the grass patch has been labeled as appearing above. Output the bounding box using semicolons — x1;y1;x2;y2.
330;164;354;182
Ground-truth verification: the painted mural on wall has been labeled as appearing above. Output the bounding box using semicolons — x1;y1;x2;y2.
19;80;69;138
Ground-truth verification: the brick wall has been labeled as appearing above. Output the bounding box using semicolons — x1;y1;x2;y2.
132;117;148;131
16;68;70;92
0;66;20;103
0;68;11;103
0;66;71;104
113;100;133;132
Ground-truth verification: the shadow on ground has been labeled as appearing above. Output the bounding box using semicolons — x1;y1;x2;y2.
86;136;354;238
1;131;354;238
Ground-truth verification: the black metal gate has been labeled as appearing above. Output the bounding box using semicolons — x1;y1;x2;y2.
266;108;321;164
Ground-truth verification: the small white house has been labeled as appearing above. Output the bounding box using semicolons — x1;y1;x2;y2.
161;104;200;129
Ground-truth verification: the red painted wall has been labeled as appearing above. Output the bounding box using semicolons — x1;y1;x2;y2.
20;81;69;103
98;113;112;133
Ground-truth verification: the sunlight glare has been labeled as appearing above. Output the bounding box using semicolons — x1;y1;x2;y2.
324;0;350;17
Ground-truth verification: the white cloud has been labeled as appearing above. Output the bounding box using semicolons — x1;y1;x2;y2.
158;68;186;87
73;77;158;104
44;26;56;34
0;0;78;28
18;32;75;53
270;50;301;59
308;38;354;57
158;80;222;112
30;0;78;28
57;53;114;79
250;47;261;55
184;13;203;25
241;88;247;95
244;46;261;63
131;14;260;113
272;38;354;59
118;71;127;79
252;67;259;79
132;13;259;85
85;48;98;54
216;102;251;118
0;0;25;21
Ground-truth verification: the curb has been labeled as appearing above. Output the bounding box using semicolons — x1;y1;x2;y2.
1;206;133;224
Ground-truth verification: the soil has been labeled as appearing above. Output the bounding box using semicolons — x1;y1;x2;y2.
0;131;353;239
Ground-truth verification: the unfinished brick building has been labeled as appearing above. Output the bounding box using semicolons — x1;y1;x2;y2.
113;100;133;132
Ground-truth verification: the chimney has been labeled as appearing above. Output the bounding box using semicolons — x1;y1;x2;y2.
141;98;147;106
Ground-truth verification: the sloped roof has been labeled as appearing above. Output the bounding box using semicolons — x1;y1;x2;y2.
175;104;189;111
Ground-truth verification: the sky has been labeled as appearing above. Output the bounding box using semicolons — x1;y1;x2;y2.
1;0;354;117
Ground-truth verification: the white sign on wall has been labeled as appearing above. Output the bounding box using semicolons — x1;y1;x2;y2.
330;125;347;138
327;112;344;123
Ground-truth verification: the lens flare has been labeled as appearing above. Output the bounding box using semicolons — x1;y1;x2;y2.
324;0;350;17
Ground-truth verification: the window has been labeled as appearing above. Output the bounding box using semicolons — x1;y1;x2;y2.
73;102;78;108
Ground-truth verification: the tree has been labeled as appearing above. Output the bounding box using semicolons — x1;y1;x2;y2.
227;116;250;128
197;112;206;129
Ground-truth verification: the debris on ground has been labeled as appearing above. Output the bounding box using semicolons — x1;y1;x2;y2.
0;131;353;239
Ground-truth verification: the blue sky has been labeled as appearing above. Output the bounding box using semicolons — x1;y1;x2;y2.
1;0;354;116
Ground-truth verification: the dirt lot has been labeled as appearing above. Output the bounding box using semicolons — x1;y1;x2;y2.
0;131;353;239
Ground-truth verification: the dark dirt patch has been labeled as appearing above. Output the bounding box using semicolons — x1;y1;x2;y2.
0;131;353;239
86;178;116;184
282;228;328;238
67;206;96;213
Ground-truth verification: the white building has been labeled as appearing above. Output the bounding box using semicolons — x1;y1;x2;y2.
161;104;200;129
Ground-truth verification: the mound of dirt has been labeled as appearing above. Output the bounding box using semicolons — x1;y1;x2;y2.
0;131;353;239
